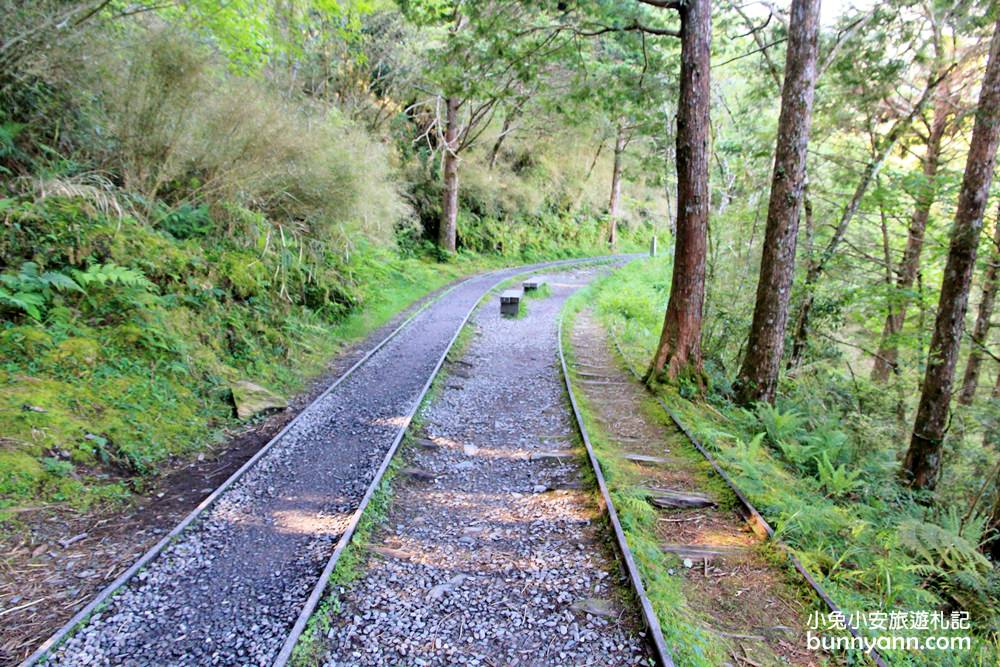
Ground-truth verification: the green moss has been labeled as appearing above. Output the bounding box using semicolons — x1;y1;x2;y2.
0;325;53;356
43;337;100;376
217;250;269;299
0;451;43;502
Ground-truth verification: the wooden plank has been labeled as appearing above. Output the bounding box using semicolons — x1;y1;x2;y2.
500;289;523;301
500;288;522;316
623;453;670;465
660;543;747;561
643;487;716;509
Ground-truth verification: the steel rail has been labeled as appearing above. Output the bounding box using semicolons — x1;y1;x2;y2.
607;327;890;667
556;313;675;667
271;261;612;665
22;255;615;667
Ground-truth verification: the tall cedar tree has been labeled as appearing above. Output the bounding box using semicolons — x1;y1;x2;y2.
607;122;628;246
440;94;461;252
647;0;712;381
734;0;821;404
902;17;1000;491
957;203;1000;405
871;89;952;382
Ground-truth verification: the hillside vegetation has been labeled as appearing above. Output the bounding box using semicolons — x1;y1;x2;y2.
0;3;660;518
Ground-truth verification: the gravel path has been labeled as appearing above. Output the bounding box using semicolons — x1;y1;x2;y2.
42;258;612;667
322;267;649;667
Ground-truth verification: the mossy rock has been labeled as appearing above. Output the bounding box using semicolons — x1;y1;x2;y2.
43;337;100;376
0;450;44;501
230;380;287;420
0;325;53;358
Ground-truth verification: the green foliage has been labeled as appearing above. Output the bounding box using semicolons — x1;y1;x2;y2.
815;452;863;498
158;204;213;239
74;263;155;291
0;261;81;319
587;259;1000;666
755;402;806;448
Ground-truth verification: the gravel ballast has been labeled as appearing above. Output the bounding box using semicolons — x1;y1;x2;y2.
41;258;611;667
322;266;649;667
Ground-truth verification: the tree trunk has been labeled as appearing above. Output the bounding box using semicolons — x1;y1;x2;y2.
488;105;521;170
983;453;1000;559
871;92;950;382
902;19;1000;491
787;72;949;368
608;123;627;246
439;96;460;253
958;205;1000;405
647;0;712;382
983;369;1000;449
734;0;821;405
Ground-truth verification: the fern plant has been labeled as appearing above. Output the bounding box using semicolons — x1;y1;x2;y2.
0;261;82;319
756;402;806;447
73;263;155;291
897;518;997;623
816;452;862;498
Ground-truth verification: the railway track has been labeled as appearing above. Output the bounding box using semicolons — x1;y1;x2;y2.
314;263;654;666
559;303;888;667
557;315;674;666
24;256;627;667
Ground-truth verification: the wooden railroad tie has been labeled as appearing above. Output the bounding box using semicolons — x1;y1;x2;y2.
641;487;717;509
660;543;748;562
623;452;670;465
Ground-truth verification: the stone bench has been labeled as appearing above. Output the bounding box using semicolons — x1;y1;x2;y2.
500;288;522;316
522;275;547;291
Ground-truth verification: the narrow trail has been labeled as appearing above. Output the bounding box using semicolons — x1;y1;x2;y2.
568;309;821;667
320;267;649;667
35;258;618;667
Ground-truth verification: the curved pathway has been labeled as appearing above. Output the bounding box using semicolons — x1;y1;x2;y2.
321;266;648;666
40;258;621;667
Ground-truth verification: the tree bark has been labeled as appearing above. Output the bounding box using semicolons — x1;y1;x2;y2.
734;0;821;405
871;92;950;382
958;205;1000;405
647;0;712;382
983;369;1000;449
986;476;1000;560
608;123;627;246
787;71;949;368
902;18;1000;491
439;96;460;253
488;104;521;170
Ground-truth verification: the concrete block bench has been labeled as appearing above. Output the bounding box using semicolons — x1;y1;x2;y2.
522;275;547;291
500;289;522;316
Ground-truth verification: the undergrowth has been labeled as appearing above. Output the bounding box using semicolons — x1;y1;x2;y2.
586;257;1000;666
